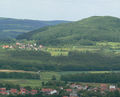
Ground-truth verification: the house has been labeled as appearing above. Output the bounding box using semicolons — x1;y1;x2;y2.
59;86;64;90
0;88;39;95
2;45;9;49
41;88;57;95
65;89;72;92
31;90;38;95
92;88;98;92
9;46;13;49
0;88;8;95
109;85;116;89
70;84;88;90
16;42;21;46
109;85;116;91
69;89;78;97
70;93;78;97
49;90;57;95
117;88;120;92
10;88;18;94
34;48;38;51
70;84;79;89
41;88;53;93
34;43;37;46
19;88;29;94
100;84;108;91
39;45;43;48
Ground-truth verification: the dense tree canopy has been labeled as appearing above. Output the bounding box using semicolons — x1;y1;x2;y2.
61;73;120;83
0;72;40;79
17;16;120;46
0;50;120;71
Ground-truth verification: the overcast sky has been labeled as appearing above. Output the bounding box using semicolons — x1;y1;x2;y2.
0;0;120;21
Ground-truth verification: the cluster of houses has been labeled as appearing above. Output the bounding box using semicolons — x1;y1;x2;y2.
62;83;119;97
41;83;119;97
0;87;60;96
63;84;120;97
2;42;43;50
73;83;118;91
0;84;119;97
0;88;38;95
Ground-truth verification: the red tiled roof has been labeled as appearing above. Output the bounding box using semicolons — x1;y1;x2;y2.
10;89;17;93
31;90;38;95
41;88;53;92
65;89;72;92
0;88;6;91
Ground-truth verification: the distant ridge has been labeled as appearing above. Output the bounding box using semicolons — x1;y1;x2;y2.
0;17;70;39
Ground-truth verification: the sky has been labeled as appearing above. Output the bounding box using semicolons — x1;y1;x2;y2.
0;0;120;21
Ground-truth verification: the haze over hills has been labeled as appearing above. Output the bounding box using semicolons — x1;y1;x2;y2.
0;17;70;39
17;16;120;46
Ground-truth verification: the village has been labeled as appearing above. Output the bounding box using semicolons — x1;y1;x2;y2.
1;42;43;51
0;83;119;97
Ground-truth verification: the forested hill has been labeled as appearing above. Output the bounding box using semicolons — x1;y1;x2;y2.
0;17;70;39
17;16;120;46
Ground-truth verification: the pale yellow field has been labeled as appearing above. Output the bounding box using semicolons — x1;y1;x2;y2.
0;69;35;73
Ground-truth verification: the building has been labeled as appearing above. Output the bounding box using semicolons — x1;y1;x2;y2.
65;89;72;92
2;45;9;49
0;88;8;95
19;88;29;94
109;85;116;91
31;90;38;95
41;88;57;95
10;88;18;94
100;84;108;91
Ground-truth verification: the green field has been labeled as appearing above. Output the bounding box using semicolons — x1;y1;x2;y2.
0;71;119;88
0;71;60;88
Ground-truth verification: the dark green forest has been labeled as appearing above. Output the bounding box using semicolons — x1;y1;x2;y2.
0;50;120;71
0;72;40;79
61;73;120;83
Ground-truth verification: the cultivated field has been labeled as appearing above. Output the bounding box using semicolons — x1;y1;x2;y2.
0;69;35;73
42;41;120;56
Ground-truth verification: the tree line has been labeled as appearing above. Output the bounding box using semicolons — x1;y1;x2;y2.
0;72;40;79
61;73;120;83
1;50;120;71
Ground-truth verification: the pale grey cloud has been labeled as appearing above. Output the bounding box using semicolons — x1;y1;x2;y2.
0;0;120;21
